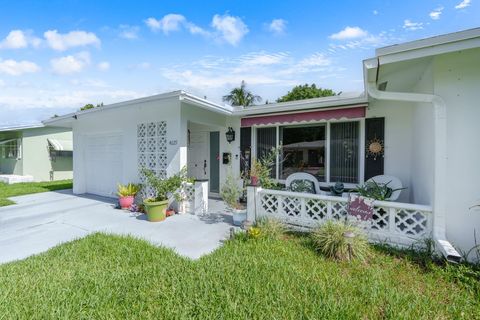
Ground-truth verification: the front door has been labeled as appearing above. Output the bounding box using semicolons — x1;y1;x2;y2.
187;132;208;180
209;131;220;194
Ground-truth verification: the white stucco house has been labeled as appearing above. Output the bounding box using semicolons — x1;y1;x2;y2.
45;28;480;260
0;123;73;183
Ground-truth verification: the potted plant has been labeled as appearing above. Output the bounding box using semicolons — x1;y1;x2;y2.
117;183;141;209
221;172;246;226
142;167;191;222
249;158;262;186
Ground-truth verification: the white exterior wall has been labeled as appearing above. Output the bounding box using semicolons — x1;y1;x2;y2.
366;101;414;203
410;62;435;206
72;97;182;197
434;48;480;255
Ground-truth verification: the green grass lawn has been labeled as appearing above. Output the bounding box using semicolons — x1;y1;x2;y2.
0;233;478;319
0;179;72;206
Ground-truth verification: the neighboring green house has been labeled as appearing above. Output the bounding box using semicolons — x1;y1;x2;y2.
0;124;73;183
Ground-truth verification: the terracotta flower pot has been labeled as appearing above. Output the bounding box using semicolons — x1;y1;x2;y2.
250;176;259;186
166;209;175;217
119;196;134;209
144;200;169;222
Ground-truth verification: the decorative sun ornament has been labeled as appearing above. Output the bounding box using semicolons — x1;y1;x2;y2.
366;137;384;160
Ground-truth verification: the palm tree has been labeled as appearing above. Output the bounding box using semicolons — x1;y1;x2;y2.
222;80;262;107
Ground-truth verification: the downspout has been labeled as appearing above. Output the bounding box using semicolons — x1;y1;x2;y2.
366;58;461;263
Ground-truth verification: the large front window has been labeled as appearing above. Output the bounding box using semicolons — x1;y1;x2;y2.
254;121;360;184
280;125;326;181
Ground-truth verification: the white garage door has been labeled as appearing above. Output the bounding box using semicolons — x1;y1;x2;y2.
85;134;123;197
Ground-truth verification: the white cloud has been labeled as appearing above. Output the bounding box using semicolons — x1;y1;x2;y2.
268;19;287;35
330;26;368;40
97;61;110;71
429;7;444;20
298;53;331;67
0;59;40;76
119;25;140;39
373;10;379;15
455;0;471;9
403;19;424;31
0;30;41;49
238;52;289;66
44;30;100;51
145;14;186;34
211;14;248;46
145;14;210;38
50;52;91;75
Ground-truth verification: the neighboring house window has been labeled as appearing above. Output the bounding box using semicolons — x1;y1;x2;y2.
0;139;21;159
253;121;360;184
280;125;326;181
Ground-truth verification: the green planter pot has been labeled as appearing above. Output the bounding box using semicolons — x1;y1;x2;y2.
144;200;169;222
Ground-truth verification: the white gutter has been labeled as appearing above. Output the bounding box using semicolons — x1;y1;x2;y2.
366;59;461;263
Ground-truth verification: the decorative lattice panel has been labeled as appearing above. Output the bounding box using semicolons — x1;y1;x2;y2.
395;209;429;236
306;199;327;221
282;197;301;217
371;206;389;230
260;194;278;215
331;202;348;220
137;121;168;197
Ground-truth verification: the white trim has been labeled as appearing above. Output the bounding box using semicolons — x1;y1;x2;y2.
234;94;367;116
0;123;43;132
376;27;480;56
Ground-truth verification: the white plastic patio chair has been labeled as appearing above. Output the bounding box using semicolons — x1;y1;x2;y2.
366;175;403;201
285;172;324;195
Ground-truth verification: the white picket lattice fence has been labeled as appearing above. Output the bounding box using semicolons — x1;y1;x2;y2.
251;188;433;246
180;182;195;214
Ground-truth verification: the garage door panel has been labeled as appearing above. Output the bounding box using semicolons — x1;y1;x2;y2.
85;134;123;197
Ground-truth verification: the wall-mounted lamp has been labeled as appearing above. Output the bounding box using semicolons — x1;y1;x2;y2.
225;127;235;143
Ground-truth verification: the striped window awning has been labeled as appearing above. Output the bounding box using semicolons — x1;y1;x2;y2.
241;105;366;127
47;138;73;151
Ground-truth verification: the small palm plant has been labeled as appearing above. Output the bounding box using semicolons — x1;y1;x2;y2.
117;183;141;209
222;80;262;107
311;220;370;262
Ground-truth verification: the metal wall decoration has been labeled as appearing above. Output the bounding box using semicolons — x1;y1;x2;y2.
366;137;384;160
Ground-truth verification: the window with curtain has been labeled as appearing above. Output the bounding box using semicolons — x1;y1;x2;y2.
330;122;359;183
256;127;277;177
280;125;326;181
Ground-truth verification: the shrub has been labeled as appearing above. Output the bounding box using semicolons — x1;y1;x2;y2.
141;167;192;202
311;221;370;262
220;171;244;210
256;217;286;240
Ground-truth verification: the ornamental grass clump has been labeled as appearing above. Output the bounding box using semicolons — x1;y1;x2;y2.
311;220;370;262
255;217;286;240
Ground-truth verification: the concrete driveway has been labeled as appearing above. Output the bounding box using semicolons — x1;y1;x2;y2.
0;190;233;264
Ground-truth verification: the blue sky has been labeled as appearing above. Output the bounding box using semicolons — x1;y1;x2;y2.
0;0;478;126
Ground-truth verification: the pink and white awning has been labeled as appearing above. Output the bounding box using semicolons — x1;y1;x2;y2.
241;105;366;127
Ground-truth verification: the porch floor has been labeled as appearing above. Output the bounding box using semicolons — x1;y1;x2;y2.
0;190;233;264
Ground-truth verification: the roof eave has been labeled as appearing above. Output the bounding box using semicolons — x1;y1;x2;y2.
233;95;368;116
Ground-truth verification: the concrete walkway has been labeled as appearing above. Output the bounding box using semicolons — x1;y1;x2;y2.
0;190;234;264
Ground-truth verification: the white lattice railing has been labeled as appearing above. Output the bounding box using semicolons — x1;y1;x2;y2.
251;188;433;246
180;182;195;214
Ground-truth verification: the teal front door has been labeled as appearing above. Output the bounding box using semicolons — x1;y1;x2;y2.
209;131;220;193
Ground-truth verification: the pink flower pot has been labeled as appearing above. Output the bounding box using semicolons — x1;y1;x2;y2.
251;176;259;186
119;196;134;209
